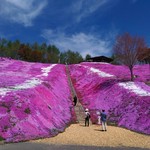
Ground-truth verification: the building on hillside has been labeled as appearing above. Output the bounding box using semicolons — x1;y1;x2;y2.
87;56;113;63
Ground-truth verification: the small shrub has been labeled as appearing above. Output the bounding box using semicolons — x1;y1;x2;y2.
0;136;4;141
24;108;31;114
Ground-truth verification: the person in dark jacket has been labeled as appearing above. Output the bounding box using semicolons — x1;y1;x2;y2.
85;108;90;126
73;96;77;106
100;109;107;131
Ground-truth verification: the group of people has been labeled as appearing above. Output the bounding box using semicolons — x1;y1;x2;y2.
73;95;107;131
85;108;107;131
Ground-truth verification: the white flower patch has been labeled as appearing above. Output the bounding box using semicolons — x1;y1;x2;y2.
90;67;114;78
77;64;114;78
14;78;42;90
119;82;150;96
0;88;11;96
0;78;42;96
41;64;56;77
0;64;56;96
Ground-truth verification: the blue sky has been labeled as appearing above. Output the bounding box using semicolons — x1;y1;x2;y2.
0;0;150;57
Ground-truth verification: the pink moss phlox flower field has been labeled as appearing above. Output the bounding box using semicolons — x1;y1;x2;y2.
0;58;149;142
69;62;150;134
0;58;75;142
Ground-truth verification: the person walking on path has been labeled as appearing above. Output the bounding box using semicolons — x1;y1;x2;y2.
96;110;101;125
85;108;90;126
100;109;107;131
73;96;77;106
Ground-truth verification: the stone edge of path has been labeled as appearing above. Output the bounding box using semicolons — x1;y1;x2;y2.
0;141;4;145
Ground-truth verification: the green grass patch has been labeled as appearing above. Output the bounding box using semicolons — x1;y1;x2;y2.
0;136;4;141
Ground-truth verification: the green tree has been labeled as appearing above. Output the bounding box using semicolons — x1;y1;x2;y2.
85;54;91;61
12;40;21;59
30;50;42;62
60;50;83;64
18;44;32;61
32;42;39;50
0;38;7;57
40;42;47;51
47;45;60;63
5;40;21;59
0;38;85;64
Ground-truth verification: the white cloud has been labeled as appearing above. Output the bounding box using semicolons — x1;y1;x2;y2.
71;0;112;22
41;29;115;57
0;0;47;26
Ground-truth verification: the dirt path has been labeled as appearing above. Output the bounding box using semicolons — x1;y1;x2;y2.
31;124;150;149
1;125;149;150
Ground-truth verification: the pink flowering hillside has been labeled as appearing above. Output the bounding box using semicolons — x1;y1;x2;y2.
69;62;150;134
0;58;75;142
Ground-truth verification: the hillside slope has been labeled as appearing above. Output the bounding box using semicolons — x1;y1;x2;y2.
0;59;149;142
0;58;75;142
69;62;150;135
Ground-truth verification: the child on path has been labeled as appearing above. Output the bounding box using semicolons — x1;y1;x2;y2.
96;110;101;125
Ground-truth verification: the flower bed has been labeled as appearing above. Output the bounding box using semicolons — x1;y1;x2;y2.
69;62;150;134
0;58;75;142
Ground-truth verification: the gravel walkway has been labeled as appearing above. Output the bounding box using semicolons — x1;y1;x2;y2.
31;124;150;149
0;124;149;150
